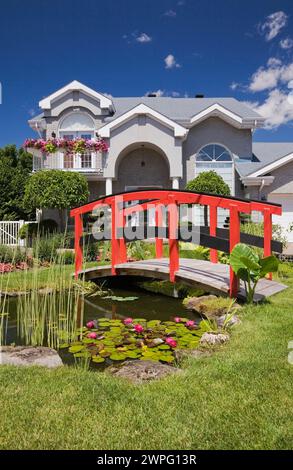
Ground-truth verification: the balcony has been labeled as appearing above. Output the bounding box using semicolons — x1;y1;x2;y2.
32;151;105;175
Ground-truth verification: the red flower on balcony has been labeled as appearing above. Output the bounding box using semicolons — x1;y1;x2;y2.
23;137;108;155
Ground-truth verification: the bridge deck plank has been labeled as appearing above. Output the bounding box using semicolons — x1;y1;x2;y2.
80;258;287;301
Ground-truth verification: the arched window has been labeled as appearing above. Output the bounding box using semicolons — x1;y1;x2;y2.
58;112;95;170
59;112;95;140
195;144;234;217
197;144;232;162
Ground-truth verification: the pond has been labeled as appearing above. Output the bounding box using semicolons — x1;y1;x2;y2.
1;280;204;368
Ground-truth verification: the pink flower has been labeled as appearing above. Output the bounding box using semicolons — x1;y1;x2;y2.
165;337;177;348
87;332;97;339
86;321;95;329
186;320;195;327
123;317;133;325
174;317;182;323
134;324;144;334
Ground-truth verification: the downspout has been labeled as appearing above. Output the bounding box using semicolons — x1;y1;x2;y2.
35;122;42;138
259;178;265;199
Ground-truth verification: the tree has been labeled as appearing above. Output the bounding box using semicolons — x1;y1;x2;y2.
0;145;33;220
24;170;89;230
185;171;231;226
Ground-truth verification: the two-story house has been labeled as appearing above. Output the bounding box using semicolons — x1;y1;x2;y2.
28;80;293;239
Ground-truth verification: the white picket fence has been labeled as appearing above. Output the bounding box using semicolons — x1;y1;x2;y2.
0;220;25;246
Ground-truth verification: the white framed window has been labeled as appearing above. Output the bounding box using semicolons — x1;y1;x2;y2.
58;112;95;170
195;143;234;195
195;144;235;227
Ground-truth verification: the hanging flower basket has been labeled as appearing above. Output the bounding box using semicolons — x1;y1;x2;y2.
23;137;109;155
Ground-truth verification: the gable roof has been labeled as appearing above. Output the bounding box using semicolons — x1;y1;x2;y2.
98;103;188;138
39;80;113;110
236;143;293;177
108;96;263;126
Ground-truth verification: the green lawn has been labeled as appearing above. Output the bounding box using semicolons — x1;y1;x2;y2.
0;264;293;449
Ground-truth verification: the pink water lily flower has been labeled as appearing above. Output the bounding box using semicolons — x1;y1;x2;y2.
134;324;144;334
86;321;95;329
165;337;177;348
87;332;98;339
123;317;133;325
174;317;182;323
186;320;195;327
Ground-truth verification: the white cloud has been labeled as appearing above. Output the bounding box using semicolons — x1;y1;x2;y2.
230;82;240;91
144;89;182;97
164;9;176;17
280;37;293;49
245;89;293;129
259;11;288;41
249;58;293;92
164;54;181;69
136;32;152;43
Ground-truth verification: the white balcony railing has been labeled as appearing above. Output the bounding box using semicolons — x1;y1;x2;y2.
33;151;104;175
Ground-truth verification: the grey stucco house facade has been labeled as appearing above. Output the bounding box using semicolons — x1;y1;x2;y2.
29;80;293;240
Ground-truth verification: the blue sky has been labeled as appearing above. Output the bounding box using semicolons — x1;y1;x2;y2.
0;0;293;147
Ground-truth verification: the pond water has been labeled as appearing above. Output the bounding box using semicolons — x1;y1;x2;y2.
1;281;200;368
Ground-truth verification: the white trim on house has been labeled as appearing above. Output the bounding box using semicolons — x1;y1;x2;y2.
98;103;189;139
39;80;113;110
248;152;293;177
189;103;264;129
240;176;275;186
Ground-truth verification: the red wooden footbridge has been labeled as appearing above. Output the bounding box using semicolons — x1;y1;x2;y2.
70;189;286;301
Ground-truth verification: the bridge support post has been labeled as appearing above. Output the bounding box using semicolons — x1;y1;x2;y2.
155;206;164;258
229;205;240;297
74;214;83;279
111;199;120;275
209;205;218;263
263;208;273;280
119;213;127;263
168;202;179;282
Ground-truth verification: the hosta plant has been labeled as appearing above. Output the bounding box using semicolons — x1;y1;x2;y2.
230;243;279;303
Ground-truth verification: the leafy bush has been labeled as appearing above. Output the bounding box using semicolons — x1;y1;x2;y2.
33;237;58;262
230;243;279;303
0;245;27;264
58;250;75;265
186;171;231;196
240;221;287;250
24;170;89;230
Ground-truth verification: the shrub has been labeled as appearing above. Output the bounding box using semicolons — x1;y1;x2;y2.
58;250;75;265
33;237;58;262
0;245;27;264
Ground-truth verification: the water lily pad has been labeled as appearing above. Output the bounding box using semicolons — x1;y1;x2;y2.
158;344;170;350
110;352;127;361
73;351;91;358
69;344;85;353
92;356;105;363
159;355;175;363
58;343;69;349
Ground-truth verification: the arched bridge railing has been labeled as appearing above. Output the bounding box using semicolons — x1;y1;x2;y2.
70;189;282;298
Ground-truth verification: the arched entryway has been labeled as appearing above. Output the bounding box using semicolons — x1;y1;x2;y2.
113;145;171;193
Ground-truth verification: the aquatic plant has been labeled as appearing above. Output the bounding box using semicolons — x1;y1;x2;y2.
63;316;209;366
